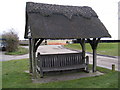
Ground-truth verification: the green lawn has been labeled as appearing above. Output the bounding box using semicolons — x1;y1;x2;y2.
5;46;28;55
2;59;118;88
64;43;120;56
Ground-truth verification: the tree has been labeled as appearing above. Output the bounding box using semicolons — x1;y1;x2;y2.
2;29;19;52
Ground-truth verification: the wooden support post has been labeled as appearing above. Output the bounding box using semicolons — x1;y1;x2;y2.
29;38;32;73
77;38;86;72
31;38;37;78
77;38;86;61
82;39;85;61
31;39;44;78
87;38;100;72
93;48;97;72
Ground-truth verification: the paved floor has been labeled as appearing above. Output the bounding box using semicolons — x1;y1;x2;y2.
0;45;119;71
33;71;104;83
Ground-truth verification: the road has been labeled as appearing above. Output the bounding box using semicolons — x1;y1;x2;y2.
0;45;119;71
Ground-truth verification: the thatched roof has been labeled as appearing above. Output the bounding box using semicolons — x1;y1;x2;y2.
24;2;111;39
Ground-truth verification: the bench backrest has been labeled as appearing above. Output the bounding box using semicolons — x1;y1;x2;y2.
37;52;83;68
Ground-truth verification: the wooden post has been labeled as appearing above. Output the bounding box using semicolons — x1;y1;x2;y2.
77;38;86;61
93;48;97;72
87;38;100;72
86;56;89;73
82;39;85;61
112;64;115;71
77;38;86;71
31;39;44;78
31;38;37;78
29;38;32;73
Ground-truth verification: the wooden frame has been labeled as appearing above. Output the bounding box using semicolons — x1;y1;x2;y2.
28;37;101;78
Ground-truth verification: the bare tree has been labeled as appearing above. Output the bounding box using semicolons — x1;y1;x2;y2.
2;29;19;52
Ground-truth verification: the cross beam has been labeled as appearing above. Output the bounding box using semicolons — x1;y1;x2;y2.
35;39;44;52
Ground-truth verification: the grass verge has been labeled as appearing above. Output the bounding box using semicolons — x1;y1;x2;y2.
5;47;28;55
2;59;118;88
64;43;120;56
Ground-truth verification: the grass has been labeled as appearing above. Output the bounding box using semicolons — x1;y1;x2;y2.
5;46;28;55
2;59;118;88
64;43;120;56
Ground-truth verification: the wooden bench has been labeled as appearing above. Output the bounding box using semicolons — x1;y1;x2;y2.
36;52;89;77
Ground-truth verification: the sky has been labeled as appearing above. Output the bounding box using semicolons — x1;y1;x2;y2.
0;0;119;40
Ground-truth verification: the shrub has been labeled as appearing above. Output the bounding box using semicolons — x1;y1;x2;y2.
2;29;19;52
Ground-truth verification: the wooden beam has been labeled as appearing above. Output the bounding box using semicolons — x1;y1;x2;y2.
35;39;44;52
87;38;100;49
87;38;100;72
35;39;39;45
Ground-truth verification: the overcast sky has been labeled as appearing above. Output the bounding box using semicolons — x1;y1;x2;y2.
0;0;119;40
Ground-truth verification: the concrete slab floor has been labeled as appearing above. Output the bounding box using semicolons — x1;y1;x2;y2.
31;71;104;84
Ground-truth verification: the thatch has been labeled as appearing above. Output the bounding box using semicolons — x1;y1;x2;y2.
25;2;111;39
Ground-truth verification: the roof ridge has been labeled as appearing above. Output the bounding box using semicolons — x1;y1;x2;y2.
26;2;98;19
